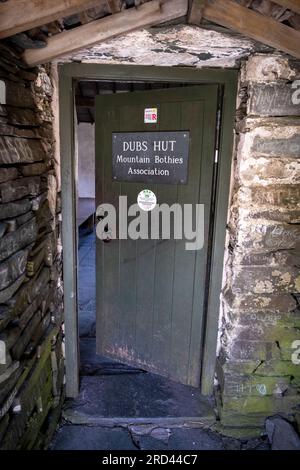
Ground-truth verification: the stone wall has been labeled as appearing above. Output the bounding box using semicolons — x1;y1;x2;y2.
0;42;64;449
217;53;300;436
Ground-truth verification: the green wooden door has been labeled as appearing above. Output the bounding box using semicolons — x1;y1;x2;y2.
95;85;218;387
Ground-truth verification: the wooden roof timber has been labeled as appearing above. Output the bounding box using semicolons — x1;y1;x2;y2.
23;0;188;66
2;0;297;66
0;0;109;40
272;0;300;16
189;0;300;59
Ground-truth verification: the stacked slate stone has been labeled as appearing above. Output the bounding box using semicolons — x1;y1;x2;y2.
217;54;300;437
0;42;64;449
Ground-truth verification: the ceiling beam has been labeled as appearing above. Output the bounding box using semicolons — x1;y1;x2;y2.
188;0;207;25
75;97;95;108
23;0;188;66
202;0;300;59
106;0;122;14
272;0;300;16
0;0;108;40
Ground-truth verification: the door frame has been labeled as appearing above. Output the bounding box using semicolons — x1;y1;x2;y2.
58;63;238;398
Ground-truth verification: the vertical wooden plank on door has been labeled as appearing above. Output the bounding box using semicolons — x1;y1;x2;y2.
186;88;218;385
96;102;122;357
117;104;143;363
169;100;203;386
133;103;158;369
151;100;180;377
119;103;158;368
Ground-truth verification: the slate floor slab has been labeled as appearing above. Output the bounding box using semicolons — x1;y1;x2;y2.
50;424;228;451
62;372;215;426
50;425;137;450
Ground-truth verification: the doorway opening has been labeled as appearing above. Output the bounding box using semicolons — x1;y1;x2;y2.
59;64;237;407
73;77;222;423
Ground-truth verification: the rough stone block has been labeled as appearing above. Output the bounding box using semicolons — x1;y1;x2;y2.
223;304;300;330
220;359;300;378
0;356;53;449
223;334;300;364
253;134;300;158
0;123;38;139
19;162;48;177
224;323;300;345
237;185;300;208
11;311;42;360
17;284;50;331
0;361;19;386
221;373;297;398
230;266;300;294
0;198;32;221
219;410;266;429
231;249;300;267
222;394;300;416
234;220;300;253
14;211;35;229
239;115;300;130
0;250;29;291
0;168;18;184
238;157;300;187
242;54;299;82
223;290;297;312
0;176;46;203
238;125;300;159
248;84;300;116
0;136;46;165
225;339;281;362
0;274;26;304
0;218;37;262
4;267;50;326
5;81;35;109
6;106;40;127
266;416;300;450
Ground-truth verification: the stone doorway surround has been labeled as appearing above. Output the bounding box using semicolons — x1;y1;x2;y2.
58;24;300;436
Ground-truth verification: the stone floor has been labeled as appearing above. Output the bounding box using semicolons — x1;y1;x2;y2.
49;226;270;451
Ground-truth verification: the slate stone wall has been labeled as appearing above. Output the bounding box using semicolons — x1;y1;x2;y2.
217;54;300;436
0;43;64;449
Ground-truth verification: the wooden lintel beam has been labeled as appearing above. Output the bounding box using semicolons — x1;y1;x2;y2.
0;0;107;40
188;0;207;25
202;0;300;59
272;0;300;16
23;0;189;66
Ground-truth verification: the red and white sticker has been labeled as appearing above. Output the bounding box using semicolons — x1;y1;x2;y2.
144;107;158;124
